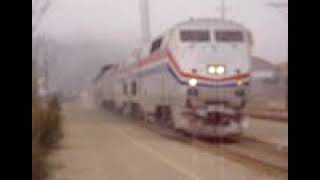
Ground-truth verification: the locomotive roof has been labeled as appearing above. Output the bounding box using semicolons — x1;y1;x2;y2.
122;18;251;70
146;18;249;41
173;18;247;30
176;18;244;27
149;18;250;41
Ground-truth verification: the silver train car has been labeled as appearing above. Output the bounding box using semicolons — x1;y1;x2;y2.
94;18;253;138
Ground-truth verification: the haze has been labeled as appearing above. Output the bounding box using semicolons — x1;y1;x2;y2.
36;0;288;94
39;0;287;62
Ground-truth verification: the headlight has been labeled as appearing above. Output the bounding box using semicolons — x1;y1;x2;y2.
188;78;198;87
237;80;243;86
216;66;225;75
208;66;216;74
207;65;226;75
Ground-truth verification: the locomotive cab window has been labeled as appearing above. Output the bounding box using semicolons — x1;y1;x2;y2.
150;37;163;54
215;30;244;42
180;30;210;42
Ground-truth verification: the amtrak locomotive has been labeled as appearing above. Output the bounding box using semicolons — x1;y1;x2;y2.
94;18;253;138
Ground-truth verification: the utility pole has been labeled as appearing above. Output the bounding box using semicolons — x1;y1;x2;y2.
221;0;226;20
217;0;229;20
267;2;288;16
268;2;288;8
45;58;49;92
268;1;288;109
218;0;227;20
140;0;151;43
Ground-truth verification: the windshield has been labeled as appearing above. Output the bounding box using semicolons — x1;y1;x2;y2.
180;30;211;42
215;30;244;42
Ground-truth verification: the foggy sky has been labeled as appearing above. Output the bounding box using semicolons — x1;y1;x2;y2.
39;0;288;64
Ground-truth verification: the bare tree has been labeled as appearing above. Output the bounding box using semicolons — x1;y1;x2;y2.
32;0;52;60
32;0;53;97
32;0;51;36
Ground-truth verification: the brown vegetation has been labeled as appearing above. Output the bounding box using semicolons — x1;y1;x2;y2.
32;96;63;180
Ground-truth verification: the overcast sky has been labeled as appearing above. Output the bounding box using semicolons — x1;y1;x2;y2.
39;0;288;64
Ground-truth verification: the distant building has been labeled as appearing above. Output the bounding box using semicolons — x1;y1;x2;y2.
250;56;286;101
276;62;288;83
275;62;288;107
251;56;276;79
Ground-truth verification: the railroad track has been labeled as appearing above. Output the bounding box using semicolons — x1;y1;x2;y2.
103;110;288;177
244;110;288;123
137;120;288;174
192;137;288;178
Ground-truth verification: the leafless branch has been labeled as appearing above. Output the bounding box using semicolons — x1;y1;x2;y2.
32;0;52;35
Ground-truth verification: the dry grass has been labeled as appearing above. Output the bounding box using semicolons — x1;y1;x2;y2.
244;99;288;122
32;96;63;180
247;98;287;112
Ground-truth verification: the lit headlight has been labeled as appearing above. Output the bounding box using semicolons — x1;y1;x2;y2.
216;66;225;75
207;65;226;75
188;78;198;87
208;66;216;74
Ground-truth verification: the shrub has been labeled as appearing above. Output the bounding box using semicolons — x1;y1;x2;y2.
32;95;63;180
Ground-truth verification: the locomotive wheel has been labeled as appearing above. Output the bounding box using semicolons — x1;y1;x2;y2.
165;108;175;129
131;103;145;121
120;103;131;116
144;113;155;123
155;106;162;121
113;104;123;115
226;134;242;143
161;106;175;129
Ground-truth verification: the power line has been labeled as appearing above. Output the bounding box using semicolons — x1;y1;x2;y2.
267;2;288;16
267;2;288;8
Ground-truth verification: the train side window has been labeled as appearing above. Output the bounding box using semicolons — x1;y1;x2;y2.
150;37;162;54
123;82;128;95
131;81;137;96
